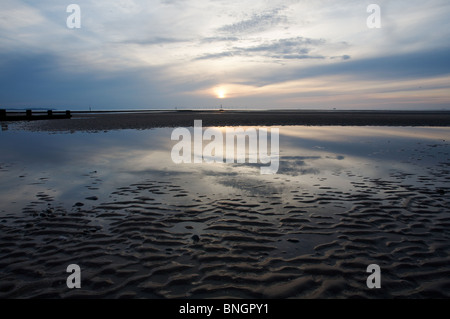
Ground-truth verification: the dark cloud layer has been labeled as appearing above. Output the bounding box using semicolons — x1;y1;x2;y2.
0;53;170;108
242;47;450;87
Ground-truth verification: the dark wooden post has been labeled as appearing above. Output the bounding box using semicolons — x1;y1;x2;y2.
47;110;53;117
26;109;32;119
0;109;6;119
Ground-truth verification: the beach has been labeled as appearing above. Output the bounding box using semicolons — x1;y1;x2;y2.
4;110;450;132
0;112;449;298
3;0;450;305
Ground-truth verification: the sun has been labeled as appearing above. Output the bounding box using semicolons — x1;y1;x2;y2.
215;87;226;99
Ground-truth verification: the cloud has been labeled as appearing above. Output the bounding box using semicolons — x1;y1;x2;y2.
195;52;235;60
243;37;325;53
194;36;328;61
200;36;240;43
1;0;450;110
305;47;450;80
0;52;175;108
217;7;287;34
233;46;450;88
330;55;351;60
120;36;189;46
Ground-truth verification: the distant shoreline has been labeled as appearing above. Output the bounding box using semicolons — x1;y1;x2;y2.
5;110;450;132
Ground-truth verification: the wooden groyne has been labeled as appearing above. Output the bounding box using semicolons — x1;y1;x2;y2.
0;109;72;121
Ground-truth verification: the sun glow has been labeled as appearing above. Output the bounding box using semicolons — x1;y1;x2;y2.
215;87;226;99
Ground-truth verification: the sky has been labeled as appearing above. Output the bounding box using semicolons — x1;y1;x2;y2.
1;0;450;110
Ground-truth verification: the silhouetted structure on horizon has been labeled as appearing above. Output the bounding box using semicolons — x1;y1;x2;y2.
0;109;72;121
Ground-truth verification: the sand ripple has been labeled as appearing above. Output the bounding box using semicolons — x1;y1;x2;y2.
1;167;450;299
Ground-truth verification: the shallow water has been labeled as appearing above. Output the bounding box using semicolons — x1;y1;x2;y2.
0;126;449;298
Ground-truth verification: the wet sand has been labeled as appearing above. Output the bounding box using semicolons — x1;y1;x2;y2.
7;110;450;132
0;122;449;299
1;170;449;298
